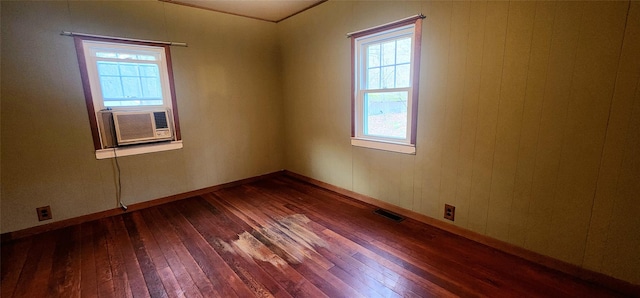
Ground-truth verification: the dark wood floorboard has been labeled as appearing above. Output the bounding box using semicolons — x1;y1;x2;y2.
1;176;630;297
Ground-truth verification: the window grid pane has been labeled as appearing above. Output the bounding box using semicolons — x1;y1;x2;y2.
381;41;396;66
368;44;380;67
364;36;412;90
119;63;139;76
381;66;395;89
396;38;411;63
368;68;380;89
396;63;410;88
100;76;124;99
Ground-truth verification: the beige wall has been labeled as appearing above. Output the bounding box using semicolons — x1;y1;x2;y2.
279;1;640;284
1;1;283;233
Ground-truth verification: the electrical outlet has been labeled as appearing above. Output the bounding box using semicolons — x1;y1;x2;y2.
37;206;52;221
444;204;455;221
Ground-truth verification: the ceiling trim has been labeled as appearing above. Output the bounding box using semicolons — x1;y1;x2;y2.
159;0;328;23
276;0;327;23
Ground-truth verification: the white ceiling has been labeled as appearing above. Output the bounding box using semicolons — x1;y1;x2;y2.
161;0;327;23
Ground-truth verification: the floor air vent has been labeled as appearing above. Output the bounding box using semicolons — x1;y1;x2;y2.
373;208;404;222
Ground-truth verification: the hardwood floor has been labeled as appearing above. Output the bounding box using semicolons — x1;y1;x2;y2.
1;176;629;297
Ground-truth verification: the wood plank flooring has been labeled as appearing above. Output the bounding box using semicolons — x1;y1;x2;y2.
1;175;628;297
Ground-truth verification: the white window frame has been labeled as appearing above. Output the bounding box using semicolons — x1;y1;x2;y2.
82;40;173;112
74;37;182;159
350;16;423;154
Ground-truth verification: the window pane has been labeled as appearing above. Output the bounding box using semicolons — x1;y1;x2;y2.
121;77;142;98
96;52;118;58
104;101;119;107
364;91;408;139
367;44;380;67
96;52;157;61
396;64;410;88
381;66;395;89
396;37;412;64
97;62;119;76
367;68;380;89
119;63;139;76
120;100;142;106
104;99;163;107
141;99;164;105
136;55;156;61
139;64;159;77
117;53;137;60
100;76;123;99
381;41;396;66
141;77;162;99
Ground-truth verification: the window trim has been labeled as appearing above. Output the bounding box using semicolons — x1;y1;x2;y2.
94;141;183;159
350;15;424;154
74;36;182;151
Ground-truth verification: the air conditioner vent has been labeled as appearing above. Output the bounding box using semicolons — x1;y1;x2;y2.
116;113;155;141
154;111;168;129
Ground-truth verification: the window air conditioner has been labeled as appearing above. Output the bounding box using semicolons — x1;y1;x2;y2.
98;109;174;148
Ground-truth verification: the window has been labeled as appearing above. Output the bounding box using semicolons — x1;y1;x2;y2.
83;41;171;109
74;36;182;158
350;16;423;154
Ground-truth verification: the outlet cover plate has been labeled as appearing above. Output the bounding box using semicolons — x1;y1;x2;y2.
444;204;455;221
37;206;52;221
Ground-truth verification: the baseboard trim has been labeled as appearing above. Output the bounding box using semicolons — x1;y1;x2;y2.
1;170;284;243
282;170;640;296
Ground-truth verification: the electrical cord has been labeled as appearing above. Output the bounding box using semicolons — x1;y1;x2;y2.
113;147;127;211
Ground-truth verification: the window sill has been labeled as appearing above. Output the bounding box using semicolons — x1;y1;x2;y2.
351;138;415;154
95;141;183;159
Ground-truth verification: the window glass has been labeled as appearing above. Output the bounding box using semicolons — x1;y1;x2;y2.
396;64;410;87
364;91;408;139
396;38;411;63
